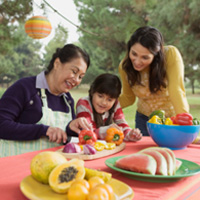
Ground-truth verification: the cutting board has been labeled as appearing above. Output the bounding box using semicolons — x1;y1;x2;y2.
56;142;126;160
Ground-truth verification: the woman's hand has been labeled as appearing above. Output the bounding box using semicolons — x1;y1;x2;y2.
46;127;67;144
69;117;92;134
128;128;142;141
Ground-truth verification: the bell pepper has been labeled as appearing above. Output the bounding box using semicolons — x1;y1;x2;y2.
105;128;124;146
94;142;105;151
192;118;200;125
171;116;178;125
79;130;97;146
148;115;162;124
175;113;193;125
164;118;173;125
149;110;165;123
105;142;116;150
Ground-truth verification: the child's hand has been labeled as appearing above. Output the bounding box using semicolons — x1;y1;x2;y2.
128;128;142;142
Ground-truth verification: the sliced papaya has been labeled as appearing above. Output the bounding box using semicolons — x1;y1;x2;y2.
49;158;85;194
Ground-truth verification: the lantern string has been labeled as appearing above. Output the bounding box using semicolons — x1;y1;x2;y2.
42;0;100;37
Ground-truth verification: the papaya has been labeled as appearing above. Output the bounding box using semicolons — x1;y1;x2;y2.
84;168;112;182
49;158;85;194
30;151;67;184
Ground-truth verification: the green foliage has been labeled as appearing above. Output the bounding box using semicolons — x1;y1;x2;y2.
74;0;156;79
0;0;33;54
43;25;69;68
0;24;43;83
74;0;200;91
149;0;200;92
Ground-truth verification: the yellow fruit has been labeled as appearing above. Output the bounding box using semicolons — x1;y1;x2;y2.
30;151;67;184
68;183;89;200
87;186;109;200
49;158;85;193
88;176;104;189
96;183;114;200
85;168;112;182
71;179;90;191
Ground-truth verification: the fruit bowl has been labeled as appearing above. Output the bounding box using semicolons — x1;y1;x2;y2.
147;122;200;150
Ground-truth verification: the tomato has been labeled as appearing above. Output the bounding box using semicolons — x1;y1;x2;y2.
96;183;114;200
88;176;105;189
87;186;109;200
67;183;89;200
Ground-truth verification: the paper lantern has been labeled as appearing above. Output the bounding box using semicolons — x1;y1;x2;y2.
25;16;52;39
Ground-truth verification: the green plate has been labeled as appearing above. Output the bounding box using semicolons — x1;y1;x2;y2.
105;156;200;183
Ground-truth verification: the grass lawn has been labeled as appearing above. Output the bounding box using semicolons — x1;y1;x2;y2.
0;87;199;129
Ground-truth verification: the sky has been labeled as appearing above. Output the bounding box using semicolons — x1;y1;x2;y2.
33;0;80;45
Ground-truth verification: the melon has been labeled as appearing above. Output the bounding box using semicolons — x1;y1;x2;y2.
175;159;182;171
142;147;174;176
139;149;168;176
30;151;67;184
115;153;157;175
163;148;176;174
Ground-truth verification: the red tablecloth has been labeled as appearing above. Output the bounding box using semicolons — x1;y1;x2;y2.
0;136;200;200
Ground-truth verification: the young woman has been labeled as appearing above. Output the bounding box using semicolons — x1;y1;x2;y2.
118;26;189;136
76;73;142;141
0;44;92;157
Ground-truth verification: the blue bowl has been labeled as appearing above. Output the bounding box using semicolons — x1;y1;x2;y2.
147;122;200;150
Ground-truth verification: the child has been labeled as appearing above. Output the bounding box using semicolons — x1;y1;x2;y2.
76;73;142;141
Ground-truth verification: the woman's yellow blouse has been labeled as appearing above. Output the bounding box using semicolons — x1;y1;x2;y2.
118;45;189;118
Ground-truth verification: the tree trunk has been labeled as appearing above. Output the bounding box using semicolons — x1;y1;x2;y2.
191;80;195;94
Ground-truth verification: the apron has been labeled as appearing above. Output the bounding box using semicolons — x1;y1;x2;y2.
0;89;72;157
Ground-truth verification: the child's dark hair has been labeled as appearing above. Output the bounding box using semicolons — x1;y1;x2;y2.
45;44;90;74
89;73;122;128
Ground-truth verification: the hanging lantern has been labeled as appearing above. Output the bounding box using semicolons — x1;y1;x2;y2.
24;16;52;39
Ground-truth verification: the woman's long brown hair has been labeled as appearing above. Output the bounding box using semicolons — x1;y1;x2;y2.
122;26;166;93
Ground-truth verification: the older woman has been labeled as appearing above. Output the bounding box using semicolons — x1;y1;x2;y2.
0;44;91;157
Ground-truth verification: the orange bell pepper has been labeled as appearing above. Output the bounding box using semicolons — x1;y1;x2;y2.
105;128;124;146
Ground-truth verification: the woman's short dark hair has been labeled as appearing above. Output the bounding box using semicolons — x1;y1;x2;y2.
89;73;122;128
122;26;166;93
46;44;90;73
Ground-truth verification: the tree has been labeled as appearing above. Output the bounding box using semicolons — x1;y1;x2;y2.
0;0;33;54
0;24;43;85
74;0;157;83
43;25;69;68
149;0;200;93
74;0;200;91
